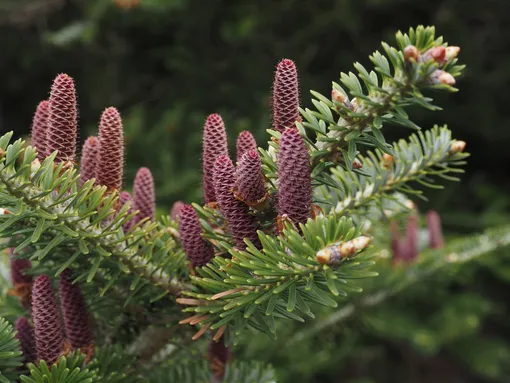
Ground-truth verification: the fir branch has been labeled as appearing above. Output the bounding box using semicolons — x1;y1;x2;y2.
316;125;468;216
286;224;510;346
179;214;375;339
0;316;23;383
0;133;188;300
299;26;464;167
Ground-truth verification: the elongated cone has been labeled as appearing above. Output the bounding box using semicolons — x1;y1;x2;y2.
402;215;419;262
31;100;50;161
208;335;232;381
46;74;78;162
236;131;257;163
427;210;444;249
96;107;124;192
79;136;100;186
32;275;64;364
171;200;185;221
202;114;228;203
272;59;300;132
277;128;312;227
16;317;36;363
132;167;156;222
214;155;261;249
234;150;266;205
59;270;92;349
179;204;215;267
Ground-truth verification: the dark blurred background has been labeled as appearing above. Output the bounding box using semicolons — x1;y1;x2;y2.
1;2;510;381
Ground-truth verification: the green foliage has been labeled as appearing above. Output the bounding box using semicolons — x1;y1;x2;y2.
0;317;23;383
20;353;94;383
148;360;277;383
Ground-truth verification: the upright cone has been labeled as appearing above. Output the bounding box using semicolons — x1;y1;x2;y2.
132;167;156;222
214;155;261;249
272;59;300;132
179;204;215;268
202;114;228;203
46;74;78;163
59;270;92;350
30;100;50;161
236;131;257;163
96;107;124;192
32;275;64;364
277;128;312;228
79;136;100;186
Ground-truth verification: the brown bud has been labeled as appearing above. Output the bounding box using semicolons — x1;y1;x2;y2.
404;45;419;62
382;153;394;169
331;89;348;105
445;46;460;61
428;70;456;86
352;158;363;169
449;140;466;154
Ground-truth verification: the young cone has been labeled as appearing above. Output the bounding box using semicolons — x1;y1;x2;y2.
32;275;65;364
208;335;232;381
15;317;36;363
277;128;312;227
132;167;156;222
402;215;419;262
171;200;185;221
234;150;266;206
46;74;78;162
427;210;444;249
202;114;229;203
79;136;100;186
179;204;215;268
213;155;261;249
236;131;257;163
59;270;92;350
96;107;124;192
272;59;300;132
30;100;50;161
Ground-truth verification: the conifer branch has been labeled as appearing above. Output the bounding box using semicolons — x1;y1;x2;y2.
287;224;510;346
0;134;188;301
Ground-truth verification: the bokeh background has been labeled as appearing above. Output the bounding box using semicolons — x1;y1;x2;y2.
1;1;509;382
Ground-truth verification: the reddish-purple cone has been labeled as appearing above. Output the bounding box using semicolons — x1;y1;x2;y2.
427;210;444;249
170;200;185;221
234;150;266;204
179;204;215;267
208;336;232;380
79;136;100;186
32;275;64;364
402;215;419;261
10;256;32;286
132;167;156;222
46;74;78;162
213;155;261;249
272;59;300;132
31;100;50;161
236;131;257;163
96;107;124;192
202;114;228;203
59;270;92;349
277;128;312;227
15;317;36;363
